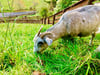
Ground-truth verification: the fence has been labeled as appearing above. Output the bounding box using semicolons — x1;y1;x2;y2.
0;16;41;23
0;0;96;24
41;0;96;25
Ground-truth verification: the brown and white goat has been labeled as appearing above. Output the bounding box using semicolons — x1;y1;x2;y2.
33;5;100;52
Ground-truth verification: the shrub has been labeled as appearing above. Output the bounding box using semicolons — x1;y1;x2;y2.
36;2;49;18
54;0;79;13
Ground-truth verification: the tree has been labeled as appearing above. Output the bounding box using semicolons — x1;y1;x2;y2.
36;2;49;18
54;0;79;13
44;0;57;11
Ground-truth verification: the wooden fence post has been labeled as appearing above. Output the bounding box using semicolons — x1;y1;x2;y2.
88;0;96;5
52;15;55;25
63;9;66;13
25;16;27;20
43;18;44;24
41;18;43;24
44;18;46;24
48;17;49;24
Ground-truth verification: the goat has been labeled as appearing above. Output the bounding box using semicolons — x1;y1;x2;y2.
33;5;100;52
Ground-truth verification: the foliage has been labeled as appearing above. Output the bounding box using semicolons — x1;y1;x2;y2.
36;1;50;18
0;0;40;12
54;0;79;13
0;23;100;74
93;0;100;4
44;0;57;10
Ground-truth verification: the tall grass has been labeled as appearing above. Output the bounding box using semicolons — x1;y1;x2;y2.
0;23;100;75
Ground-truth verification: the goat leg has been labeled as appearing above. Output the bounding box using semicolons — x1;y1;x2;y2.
89;32;96;46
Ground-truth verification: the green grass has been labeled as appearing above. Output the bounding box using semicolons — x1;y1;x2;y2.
0;23;100;75
0;0;39;12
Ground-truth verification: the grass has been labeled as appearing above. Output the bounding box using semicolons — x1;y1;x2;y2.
0;0;39;12
0;23;100;75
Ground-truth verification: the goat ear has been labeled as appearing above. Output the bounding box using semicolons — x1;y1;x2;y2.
45;37;53;46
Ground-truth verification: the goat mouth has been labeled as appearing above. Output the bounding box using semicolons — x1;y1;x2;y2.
37;51;40;53
34;50;40;53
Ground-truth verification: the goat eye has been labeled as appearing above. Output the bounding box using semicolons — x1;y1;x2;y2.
38;42;43;46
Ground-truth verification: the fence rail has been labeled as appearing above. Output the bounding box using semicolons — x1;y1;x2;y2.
0;0;96;24
0;19;42;23
41;0;95;25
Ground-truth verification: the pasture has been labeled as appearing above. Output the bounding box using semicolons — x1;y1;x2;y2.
0;23;100;74
0;0;39;12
